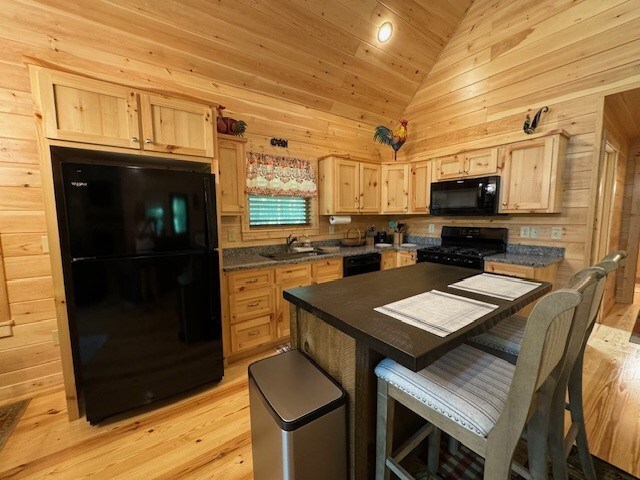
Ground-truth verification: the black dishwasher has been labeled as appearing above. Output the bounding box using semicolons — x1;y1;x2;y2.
343;253;381;277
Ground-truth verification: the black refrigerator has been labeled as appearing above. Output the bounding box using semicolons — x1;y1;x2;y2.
52;148;223;424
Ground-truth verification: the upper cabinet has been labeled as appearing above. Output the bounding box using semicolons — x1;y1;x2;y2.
499;131;568;213
37;70;140;149
218;135;248;215
36;69;215;158
139;94;214;157
434;148;498;181
410;160;432;213
318;155;380;215
381;164;409;213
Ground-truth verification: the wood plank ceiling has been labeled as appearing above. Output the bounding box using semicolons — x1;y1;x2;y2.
11;0;472;125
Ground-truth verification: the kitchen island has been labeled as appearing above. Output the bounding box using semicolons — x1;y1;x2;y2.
283;263;551;479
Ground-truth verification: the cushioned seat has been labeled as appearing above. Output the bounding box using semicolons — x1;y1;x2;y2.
375;344;515;437
470;315;527;356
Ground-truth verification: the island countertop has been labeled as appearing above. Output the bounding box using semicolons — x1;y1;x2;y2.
284;262;551;371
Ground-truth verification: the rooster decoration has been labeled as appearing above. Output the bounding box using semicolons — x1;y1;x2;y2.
373;119;408;161
216;105;247;137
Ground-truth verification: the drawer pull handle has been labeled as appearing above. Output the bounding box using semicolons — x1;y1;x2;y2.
247;302;260;308
248;330;260;337
246;279;258;284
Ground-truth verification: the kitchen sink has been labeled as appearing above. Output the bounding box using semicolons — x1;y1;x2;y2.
261;250;323;261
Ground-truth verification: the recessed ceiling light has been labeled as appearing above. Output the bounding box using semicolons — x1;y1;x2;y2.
377;22;393;43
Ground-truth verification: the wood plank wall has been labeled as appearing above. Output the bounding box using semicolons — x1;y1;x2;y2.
398;0;640;288
0;18;385;399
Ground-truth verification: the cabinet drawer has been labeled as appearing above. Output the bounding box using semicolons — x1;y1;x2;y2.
229;287;273;324
228;269;273;293
275;264;312;284
312;259;343;283
484;261;535;279
230;315;273;353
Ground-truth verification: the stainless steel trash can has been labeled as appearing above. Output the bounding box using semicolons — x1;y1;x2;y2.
249;349;347;480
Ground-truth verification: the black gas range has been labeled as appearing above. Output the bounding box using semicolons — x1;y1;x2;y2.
417;226;508;269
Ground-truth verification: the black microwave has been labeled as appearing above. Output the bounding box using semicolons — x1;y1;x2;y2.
430;175;500;216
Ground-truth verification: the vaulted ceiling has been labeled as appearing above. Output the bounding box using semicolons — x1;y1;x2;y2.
13;0;472;125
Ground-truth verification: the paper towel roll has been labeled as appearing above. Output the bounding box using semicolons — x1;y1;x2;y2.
329;215;351;225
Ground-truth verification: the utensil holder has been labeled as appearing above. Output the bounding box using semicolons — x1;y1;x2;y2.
393;232;403;246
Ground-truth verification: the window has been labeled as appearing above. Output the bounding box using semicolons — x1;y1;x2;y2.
248;195;311;226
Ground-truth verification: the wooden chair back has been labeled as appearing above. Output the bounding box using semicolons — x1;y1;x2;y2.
487;286;583;449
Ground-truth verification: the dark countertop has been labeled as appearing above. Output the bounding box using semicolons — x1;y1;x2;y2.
284;263;551;371
222;244;419;272
485;252;564;267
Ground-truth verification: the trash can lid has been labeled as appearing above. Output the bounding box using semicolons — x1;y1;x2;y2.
249;350;346;431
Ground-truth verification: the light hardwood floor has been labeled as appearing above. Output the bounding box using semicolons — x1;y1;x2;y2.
1;297;640;479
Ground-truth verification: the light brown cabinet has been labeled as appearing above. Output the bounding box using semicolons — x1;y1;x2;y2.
37;69;215;158
318;155;380;214
218;135;247;215
484;260;559;315
410;160;432;213
38;70;140;149
223;258;343;360
140;94;214;157
499;131;568;213
381;164;410;213
434;148;498;181
397;250;417;267
381;251;396;270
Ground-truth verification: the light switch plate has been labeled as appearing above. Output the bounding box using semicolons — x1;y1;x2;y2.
551;227;563;239
227;229;237;242
41;235;49;253
329;225;335;234
52;329;59;346
428;224;435;234
520;226;530;238
530;227;540;239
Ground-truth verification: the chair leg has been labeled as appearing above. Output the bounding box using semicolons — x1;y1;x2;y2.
376;379;395;480
548;398;569;480
427;427;441;473
448;437;459;455
568;356;597;480
483;452;514;480
526;409;549;480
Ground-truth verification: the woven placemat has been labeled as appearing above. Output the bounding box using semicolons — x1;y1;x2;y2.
0;399;29;452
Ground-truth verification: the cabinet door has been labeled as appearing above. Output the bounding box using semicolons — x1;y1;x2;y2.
38;70;140;148
381;251;396;270
463;148;498;177
410;160;432;213
140;94;214;157
218;137;246;215
381;164;409;213
434;155;463;181
397;251;416;267
359;163;381;213
500;136;561;213
334;159;360;213
312;259;343;284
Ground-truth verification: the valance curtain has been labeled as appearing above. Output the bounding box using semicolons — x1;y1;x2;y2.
246;152;317;198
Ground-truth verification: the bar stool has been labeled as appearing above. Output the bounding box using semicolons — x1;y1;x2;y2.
374;283;588;480
468;250;626;479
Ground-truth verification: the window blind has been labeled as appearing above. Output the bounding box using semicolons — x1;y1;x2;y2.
248;195;310;226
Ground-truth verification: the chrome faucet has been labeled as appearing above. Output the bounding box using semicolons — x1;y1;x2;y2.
286;234;298;253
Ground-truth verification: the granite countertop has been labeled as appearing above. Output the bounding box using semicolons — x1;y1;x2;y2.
485;244;565;267
222;237;565;271
222;239;433;272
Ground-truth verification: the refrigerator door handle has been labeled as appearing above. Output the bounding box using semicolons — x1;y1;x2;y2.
203;176;218;249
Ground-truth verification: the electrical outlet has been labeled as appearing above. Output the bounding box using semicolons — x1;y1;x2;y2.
428;224;435;234
520;226;530;238
329;225;335;234
530;227;540;239
551;227;563;240
227;229;237;242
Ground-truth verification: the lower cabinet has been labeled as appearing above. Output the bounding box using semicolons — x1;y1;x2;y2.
381;251;396;270
484;260;559;315
224;258;343;360
397;250;417;267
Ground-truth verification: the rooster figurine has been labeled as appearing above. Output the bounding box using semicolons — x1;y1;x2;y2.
373;119;408;161
216;105;247;137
